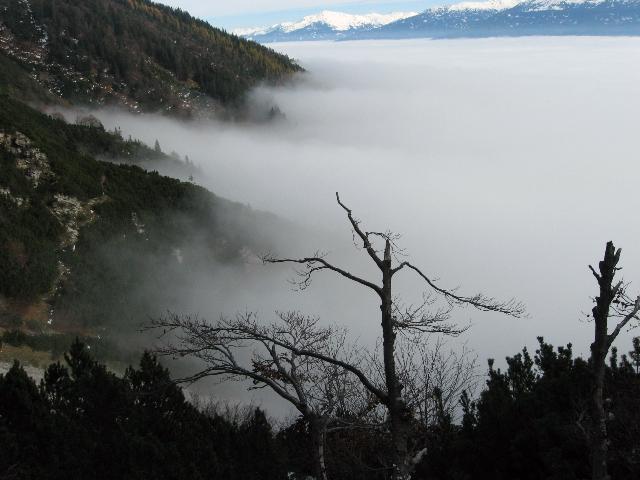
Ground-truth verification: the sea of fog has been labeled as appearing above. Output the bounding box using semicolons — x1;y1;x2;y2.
91;37;640;414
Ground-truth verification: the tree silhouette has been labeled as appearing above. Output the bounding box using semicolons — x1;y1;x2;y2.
586;242;640;480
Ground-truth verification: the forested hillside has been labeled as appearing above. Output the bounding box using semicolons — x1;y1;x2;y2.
3;336;640;479
0;341;287;480
0;95;284;362
0;0;301;114
0;0;301;369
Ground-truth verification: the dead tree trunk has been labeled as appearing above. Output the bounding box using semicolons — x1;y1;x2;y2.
588;241;640;480
589;242;618;480
150;311;351;480
310;415;330;480
263;194;524;480
380;240;413;479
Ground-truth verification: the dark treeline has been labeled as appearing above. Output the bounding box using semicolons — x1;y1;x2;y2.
0;340;286;480
282;337;640;480
416;337;640;480
2;337;639;479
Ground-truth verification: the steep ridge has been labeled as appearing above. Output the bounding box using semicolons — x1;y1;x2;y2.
0;95;289;362
0;0;301;115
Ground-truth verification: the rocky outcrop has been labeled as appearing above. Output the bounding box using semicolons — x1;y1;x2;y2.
1;130;107;324
0;131;52;187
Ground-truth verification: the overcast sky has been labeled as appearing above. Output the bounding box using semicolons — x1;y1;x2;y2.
156;0;435;29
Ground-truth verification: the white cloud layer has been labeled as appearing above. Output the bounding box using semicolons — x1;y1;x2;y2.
92;37;640;413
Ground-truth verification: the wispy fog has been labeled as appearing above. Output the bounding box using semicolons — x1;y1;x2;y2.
90;36;640;412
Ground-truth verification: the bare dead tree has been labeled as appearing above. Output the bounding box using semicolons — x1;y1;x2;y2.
192;396;259;426
396;336;479;429
263;193;525;480
355;334;479;471
150;310;369;480
587;241;640;480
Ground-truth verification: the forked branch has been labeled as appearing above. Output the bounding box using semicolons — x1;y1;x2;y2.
151;312;388;404
336;192;384;268
608;295;640;348
395;261;526;318
263;253;382;295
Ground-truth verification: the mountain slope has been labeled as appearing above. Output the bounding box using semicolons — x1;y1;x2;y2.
238;10;417;42
356;0;640;39
0;0;301;114
0;95;288;361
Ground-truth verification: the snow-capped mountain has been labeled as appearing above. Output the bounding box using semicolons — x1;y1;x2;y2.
357;0;640;39
235;10;417;42
446;0;520;11
238;0;640;42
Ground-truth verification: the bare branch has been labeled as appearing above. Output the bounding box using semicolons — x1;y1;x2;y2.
150;311;388;407
263;253;382;295
395;335;479;425
397;261;526;317
392;296;466;336
248;331;387;402
335;192;384;269
179;364;303;410
608;295;640;348
589;264;601;282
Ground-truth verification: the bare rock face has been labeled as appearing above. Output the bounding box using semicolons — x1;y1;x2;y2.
0;130;107;322
0;186;26;207
0;131;53;187
51;194;106;249
51;194;84;248
0;130;104;250
130;211;147;236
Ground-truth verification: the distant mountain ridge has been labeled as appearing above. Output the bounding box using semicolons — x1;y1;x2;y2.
239;0;640;42
0;0;301;115
366;0;640;39
237;10;417;42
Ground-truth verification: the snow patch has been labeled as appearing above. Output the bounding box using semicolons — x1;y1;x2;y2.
521;0;607;11
235;10;417;36
447;0;520;11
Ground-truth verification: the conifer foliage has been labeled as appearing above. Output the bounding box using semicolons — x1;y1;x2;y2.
0;340;286;480
0;0;301;112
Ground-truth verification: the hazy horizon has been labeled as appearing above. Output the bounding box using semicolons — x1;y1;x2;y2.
156;0;434;30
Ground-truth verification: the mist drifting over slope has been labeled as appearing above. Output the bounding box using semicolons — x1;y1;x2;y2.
91;37;640;410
